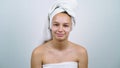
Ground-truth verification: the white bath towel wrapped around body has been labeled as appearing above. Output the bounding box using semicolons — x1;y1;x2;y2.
43;62;78;68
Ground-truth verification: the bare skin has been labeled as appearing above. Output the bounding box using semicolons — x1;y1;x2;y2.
31;12;88;68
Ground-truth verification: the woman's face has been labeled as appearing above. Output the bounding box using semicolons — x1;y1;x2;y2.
51;12;72;41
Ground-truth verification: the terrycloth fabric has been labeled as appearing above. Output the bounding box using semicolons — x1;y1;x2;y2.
48;0;78;28
41;0;78;44
43;62;78;68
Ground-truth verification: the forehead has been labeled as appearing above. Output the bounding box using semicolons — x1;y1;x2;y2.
52;12;72;24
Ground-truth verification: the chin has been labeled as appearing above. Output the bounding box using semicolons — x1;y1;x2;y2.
56;37;67;41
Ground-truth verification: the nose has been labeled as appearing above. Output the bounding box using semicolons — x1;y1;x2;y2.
58;26;63;32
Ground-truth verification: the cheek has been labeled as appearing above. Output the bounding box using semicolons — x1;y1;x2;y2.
63;27;71;32
51;26;72;32
51;26;58;32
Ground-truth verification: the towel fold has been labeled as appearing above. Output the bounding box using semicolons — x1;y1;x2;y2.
43;62;78;68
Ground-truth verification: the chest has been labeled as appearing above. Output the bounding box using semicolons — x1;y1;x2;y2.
42;49;78;64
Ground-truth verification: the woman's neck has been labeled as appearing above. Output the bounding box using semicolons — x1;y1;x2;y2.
51;39;69;50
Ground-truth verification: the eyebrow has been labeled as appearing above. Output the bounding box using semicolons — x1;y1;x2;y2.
64;23;69;24
53;22;70;24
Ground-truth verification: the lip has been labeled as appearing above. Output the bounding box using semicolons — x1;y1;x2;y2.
56;33;64;37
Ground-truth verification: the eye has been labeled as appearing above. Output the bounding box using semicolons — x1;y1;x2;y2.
53;23;59;26
63;24;69;27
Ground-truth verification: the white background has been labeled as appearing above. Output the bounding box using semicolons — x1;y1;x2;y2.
0;0;120;68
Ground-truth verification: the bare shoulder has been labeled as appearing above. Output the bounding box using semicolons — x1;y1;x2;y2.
31;43;50;68
31;46;42;57
70;42;88;66
70;42;88;55
31;44;46;57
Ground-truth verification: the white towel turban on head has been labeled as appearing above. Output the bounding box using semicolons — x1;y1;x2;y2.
48;0;78;28
41;0;78;44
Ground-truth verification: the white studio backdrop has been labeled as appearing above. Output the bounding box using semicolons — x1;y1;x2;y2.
0;0;120;68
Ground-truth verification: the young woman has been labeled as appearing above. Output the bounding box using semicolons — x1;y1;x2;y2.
31;0;88;68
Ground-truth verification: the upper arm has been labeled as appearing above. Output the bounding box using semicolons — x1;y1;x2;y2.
78;48;88;68
31;48;43;68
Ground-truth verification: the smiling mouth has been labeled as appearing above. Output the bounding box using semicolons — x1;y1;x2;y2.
56;34;64;37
